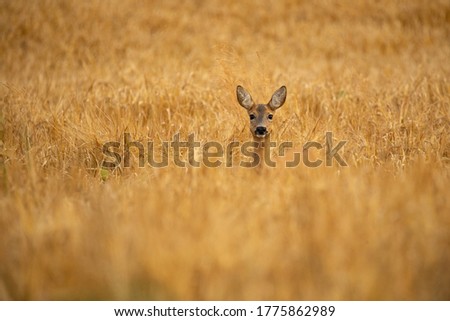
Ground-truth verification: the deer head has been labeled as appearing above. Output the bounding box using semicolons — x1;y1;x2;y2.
236;85;287;139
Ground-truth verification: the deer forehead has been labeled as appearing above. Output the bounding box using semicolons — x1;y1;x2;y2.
249;104;271;115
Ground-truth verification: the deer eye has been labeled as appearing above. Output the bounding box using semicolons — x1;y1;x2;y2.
268;114;273;120
249;114;256;120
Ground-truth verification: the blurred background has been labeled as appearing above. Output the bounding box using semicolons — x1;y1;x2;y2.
0;0;449;300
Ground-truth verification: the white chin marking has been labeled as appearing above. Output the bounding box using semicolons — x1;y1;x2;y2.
255;134;267;138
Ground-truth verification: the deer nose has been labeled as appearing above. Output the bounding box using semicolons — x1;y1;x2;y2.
255;126;267;135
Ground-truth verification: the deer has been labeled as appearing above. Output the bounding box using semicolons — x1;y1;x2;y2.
236;85;287;168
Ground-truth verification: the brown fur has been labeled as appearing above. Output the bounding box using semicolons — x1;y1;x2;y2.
236;85;287;167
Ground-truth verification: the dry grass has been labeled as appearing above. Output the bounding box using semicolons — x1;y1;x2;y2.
0;0;449;300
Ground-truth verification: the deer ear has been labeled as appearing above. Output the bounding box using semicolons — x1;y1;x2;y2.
236;85;254;110
268;86;287;110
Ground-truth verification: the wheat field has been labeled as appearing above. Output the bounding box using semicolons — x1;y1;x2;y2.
0;0;449;300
